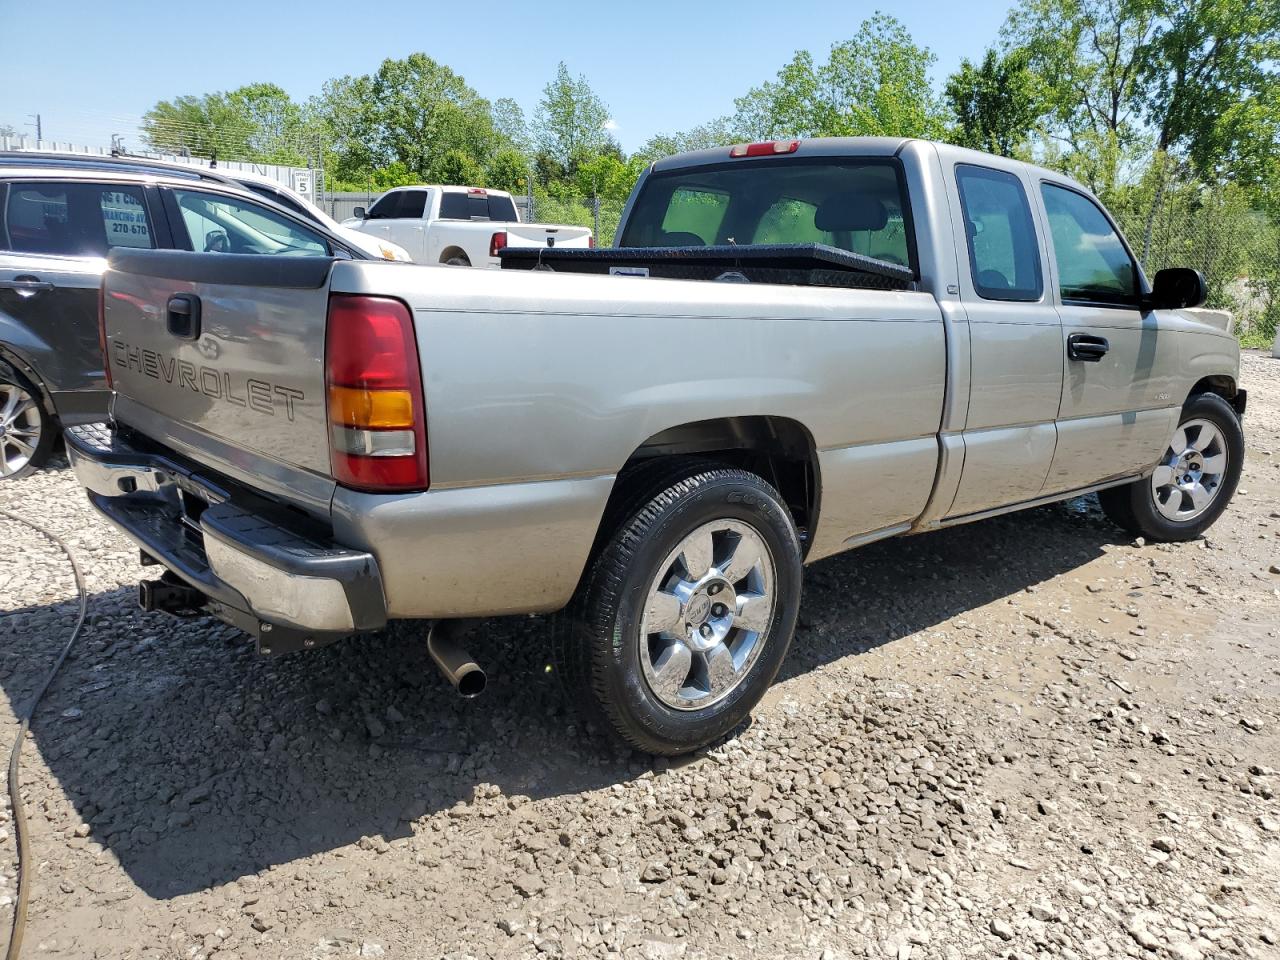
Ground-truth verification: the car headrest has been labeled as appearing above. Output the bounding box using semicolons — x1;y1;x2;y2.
814;192;889;232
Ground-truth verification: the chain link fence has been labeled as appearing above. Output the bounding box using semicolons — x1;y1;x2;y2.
1111;173;1280;348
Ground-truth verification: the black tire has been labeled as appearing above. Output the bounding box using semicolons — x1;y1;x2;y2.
1098;391;1244;542
444;256;470;267
0;371;55;481
557;464;803;755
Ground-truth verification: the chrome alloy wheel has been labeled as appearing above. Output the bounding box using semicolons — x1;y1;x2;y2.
639;519;777;711
1150;418;1229;522
0;382;42;478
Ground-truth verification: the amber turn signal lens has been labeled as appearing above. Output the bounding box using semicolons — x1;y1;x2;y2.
327;385;415;429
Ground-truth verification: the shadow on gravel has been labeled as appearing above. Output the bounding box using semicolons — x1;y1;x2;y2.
0;494;1115;898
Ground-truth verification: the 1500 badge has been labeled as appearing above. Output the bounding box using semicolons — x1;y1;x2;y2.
111;339;303;421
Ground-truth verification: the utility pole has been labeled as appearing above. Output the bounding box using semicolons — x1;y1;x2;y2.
27;114;41;142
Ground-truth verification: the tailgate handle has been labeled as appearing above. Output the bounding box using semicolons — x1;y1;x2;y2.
166;294;202;341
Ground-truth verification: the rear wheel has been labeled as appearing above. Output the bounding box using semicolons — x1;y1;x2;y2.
1098;392;1243;542
444;255;470;267
558;465;803;755
0;375;53;480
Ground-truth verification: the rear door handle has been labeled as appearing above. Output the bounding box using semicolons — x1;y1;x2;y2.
166;294;202;340
1068;333;1109;362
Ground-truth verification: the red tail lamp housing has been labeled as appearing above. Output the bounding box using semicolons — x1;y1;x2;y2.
325;295;429;492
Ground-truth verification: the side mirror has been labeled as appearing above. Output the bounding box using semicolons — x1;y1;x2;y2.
1148;267;1207;310
204;229;229;253
353;206;367;220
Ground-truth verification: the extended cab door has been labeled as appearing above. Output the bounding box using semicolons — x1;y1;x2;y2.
942;162;1063;518
1037;182;1180;494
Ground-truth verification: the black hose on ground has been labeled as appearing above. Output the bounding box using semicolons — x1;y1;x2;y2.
0;508;88;960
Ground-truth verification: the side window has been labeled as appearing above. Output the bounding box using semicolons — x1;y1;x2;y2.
365;192;402;219
438;193;469;220
1;182;154;257
660;187;729;245
397;190;428;219
172;190;330;257
955;165;1042;301
1040;183;1138;305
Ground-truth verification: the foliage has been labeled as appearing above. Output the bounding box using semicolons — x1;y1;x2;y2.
317;54;506;187
732;14;948;140
945;48;1043;157
532;63;612;168
142;83;315;164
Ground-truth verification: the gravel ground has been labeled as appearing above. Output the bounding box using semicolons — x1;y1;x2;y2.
0;352;1277;960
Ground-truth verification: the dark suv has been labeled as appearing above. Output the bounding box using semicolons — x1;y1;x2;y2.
0;154;366;479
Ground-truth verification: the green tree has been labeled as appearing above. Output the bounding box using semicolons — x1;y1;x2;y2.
1139;0;1280;186
945;48;1043;156
1003;0;1156;196
435;149;484;186
732;14;947;140
485;148;529;193
635;118;741;163
492;98;530;153
316;54;502;186
142;83;312;163
533;63;612;167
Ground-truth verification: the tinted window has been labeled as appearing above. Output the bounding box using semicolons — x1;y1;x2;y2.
2;182;154;257
397;190;428;219
1041;183;1138;305
955;165;1042;301
366;192;403;219
438;192;518;222
172;189;329;257
620;159;913;267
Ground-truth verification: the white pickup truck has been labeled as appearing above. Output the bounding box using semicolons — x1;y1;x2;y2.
347;185;593;267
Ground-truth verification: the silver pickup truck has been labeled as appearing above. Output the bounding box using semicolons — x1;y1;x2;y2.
67;137;1246;755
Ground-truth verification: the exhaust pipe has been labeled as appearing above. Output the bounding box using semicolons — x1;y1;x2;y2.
427;620;487;698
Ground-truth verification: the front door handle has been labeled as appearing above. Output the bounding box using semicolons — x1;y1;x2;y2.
1068;333;1109;362
0;275;54;298
166;294;202;340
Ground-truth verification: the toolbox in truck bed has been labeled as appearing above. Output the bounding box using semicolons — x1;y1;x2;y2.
498;243;916;291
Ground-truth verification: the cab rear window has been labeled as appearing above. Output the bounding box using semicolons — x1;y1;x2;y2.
619;158;914;270
438;192;518;222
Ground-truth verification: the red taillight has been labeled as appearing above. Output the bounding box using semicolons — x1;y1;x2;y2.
588;235;596;249
98;283;112;388
489;231;508;258
729;139;801;158
467;188;488;196
325;295;428;492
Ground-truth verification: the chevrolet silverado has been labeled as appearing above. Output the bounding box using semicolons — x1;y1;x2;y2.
67;137;1245;755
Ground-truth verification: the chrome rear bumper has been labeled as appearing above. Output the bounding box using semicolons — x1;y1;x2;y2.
65;423;386;654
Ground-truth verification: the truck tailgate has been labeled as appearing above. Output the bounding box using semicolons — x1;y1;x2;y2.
505;223;593;249
103;250;336;514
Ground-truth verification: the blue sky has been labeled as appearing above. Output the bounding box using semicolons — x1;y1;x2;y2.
1;0;1012;154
